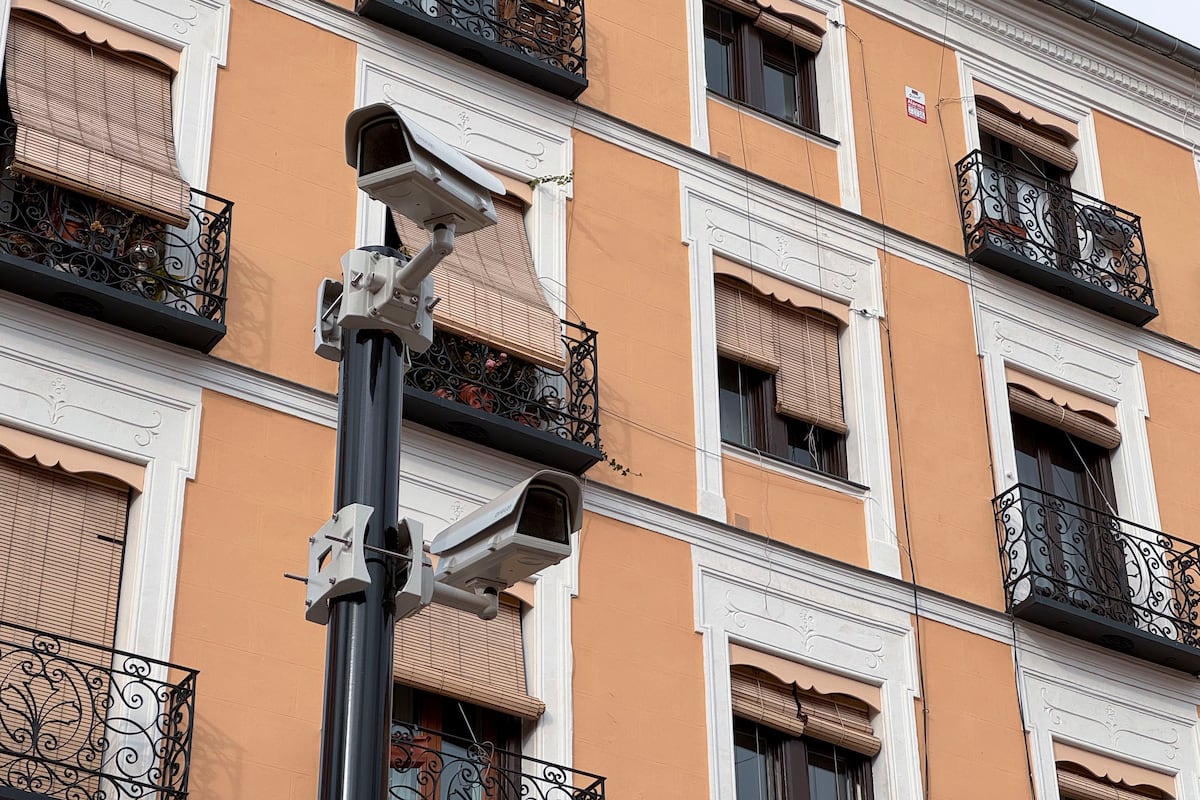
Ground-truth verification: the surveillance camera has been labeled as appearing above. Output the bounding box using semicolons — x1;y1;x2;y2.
430;470;584;593
345;102;504;234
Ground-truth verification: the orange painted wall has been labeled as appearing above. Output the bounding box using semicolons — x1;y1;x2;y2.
173;391;335;800
881;253;1000;607
1092;112;1200;345
916;619;1032;800
567;132;696;509
206;0;357;393
1141;354;1200;540
707;99;841;205
579;0;691;144
573;513;709;799
722;455;869;568
845;5;966;252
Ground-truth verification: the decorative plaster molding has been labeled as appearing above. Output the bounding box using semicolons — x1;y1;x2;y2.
695;554;922;800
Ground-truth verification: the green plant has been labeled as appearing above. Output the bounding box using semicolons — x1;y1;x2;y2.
527;170;573;189
598;448;640;477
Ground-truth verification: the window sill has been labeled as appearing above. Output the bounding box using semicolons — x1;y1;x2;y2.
707;91;840;149
722;443;869;498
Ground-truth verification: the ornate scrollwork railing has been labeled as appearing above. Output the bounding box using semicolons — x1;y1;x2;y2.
0;126;232;324
955;149;1153;311
386;0;585;76
406;320;600;450
994;484;1200;647
0;620;197;800
389;724;605;800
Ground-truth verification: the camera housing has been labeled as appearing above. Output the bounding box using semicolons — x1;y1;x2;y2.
430;470;584;592
344;103;503;234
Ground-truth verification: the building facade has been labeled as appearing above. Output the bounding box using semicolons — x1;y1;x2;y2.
0;0;1199;799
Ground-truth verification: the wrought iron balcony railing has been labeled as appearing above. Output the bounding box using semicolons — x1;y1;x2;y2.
404;321;601;473
356;0;587;98
955;150;1156;325
389;724;605;800
0;620;197;800
994;484;1200;672
0;127;233;351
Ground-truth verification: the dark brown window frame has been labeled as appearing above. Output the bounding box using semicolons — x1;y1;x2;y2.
733;715;874;800
703;2;820;132
718;356;848;479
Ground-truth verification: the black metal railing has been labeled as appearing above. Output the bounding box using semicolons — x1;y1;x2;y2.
382;0;585;79
955;150;1153;313
0;621;197;800
0;134;232;325
994;484;1200;648
389;724;605;800
406;321;600;450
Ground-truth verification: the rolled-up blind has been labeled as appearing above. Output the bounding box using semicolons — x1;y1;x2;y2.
730;665;805;736
709;0;822;51
977;105;1078;172
0;453;127;647
714;277;845;433
1058;765;1168;800
730;666;880;756
393;595;545;720
1008;385;1121;450
392;196;563;369
4;13;190;226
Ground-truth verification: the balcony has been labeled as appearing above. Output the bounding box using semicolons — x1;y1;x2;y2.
355;0;586;98
389;724;605;800
403;321;601;474
994;484;1200;673
955;150;1156;325
0;621;197;800
0;152;233;353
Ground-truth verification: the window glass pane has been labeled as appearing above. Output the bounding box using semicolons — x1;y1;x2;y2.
806;740;856;800
734;718;773;800
705;35;733;97
719;358;752;447
763;61;798;123
785;419;820;471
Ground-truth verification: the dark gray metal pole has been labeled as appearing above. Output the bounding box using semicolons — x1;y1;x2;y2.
318;319;405;800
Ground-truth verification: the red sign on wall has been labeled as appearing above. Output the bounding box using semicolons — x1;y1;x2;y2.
906;86;927;123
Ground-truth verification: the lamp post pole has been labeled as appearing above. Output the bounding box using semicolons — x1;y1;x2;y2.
317;310;406;800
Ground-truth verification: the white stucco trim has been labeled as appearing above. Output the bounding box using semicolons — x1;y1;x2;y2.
694;547;923;800
0;296;202;664
680;171;900;576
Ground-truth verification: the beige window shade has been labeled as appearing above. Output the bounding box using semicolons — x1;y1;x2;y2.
391;197;563;369
5;14;191;226
709;0;822;51
730;665;805;736
1059;765;1169;800
393;596;545;720
972;80;1078;140
714;277;846;433
0;425;143;490
0;453;127;647
977;105;1078;172
1009;384;1121;450
730;643;880;708
730;666;880;756
1053;743;1175;797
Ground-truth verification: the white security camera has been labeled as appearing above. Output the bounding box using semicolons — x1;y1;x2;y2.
344;103;504;234
430;470;584;593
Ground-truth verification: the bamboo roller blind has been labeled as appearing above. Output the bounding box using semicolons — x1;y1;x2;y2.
977;105;1078;172
1059;766;1169;800
0;453;127;648
709;0;823;51
391;197;564;369
5;13;191;226
714;277;846;433
393;596;545;720
1008;385;1121;450
730;666;880;756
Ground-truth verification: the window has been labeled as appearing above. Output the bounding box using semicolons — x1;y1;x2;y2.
730;666;876;800
702;0;820;131
714;276;848;479
1009;385;1130;622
